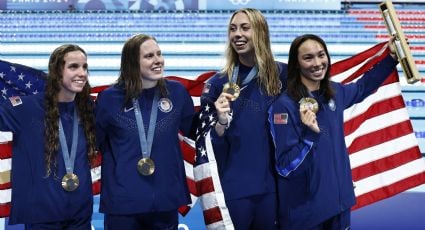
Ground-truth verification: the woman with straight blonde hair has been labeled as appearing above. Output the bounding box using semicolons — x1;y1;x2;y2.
197;8;287;229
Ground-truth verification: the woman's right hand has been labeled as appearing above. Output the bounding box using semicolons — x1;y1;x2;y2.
214;92;233;125
300;107;320;133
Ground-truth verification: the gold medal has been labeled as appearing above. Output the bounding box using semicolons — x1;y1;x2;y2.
222;83;240;101
137;158;155;176
299;97;319;113
61;173;79;192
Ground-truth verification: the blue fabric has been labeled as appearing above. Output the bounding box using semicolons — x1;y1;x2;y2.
25;215;92;230
0;93;93;225
269;54;397;229
95;80;194;215
104;210;178;230
225;193;278;230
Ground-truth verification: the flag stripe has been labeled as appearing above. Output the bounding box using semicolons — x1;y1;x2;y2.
344;95;405;137
350;133;419;169
203;207;224;225
0;171;10;190
185;176;197;197
345;108;410;148
330;42;386;78
197;177;215;196
354;173;425;209
0;189;11;204
0;182;10;190
0;203;10;218
0;159;11;174
348;120;415;155
352;145;422;181
343;79;401;124
354;158;425;197
0;142;12;160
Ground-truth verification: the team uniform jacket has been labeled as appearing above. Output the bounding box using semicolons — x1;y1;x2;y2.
0;93;93;224
199;62;288;201
268;54;397;229
95;80;194;214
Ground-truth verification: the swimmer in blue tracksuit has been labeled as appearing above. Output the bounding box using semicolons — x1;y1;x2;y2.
0;44;96;229
95;34;195;230
268;34;398;230
198;8;287;229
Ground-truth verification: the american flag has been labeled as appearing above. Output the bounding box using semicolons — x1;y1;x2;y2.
0;59;101;217
192;42;425;229
166;72;216;216
330;42;425;210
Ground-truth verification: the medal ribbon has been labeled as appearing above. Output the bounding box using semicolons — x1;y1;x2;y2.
133;89;159;159
58;108;79;175
231;63;258;86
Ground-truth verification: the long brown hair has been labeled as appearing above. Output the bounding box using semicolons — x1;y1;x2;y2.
223;8;280;96
287;34;335;102
117;34;168;107
44;44;97;177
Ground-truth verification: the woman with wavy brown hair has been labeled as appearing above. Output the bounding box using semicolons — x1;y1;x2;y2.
0;44;96;229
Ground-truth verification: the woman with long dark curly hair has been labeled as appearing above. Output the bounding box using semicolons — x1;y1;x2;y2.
0;44;97;229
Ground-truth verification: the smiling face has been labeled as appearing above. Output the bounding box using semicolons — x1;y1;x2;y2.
297;39;329;91
58;50;88;102
229;12;255;64
139;39;164;88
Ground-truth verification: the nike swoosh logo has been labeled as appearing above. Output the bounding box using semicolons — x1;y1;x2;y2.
124;107;134;112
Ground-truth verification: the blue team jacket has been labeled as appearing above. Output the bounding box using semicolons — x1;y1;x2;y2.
95;80;194;214
0;93;93;224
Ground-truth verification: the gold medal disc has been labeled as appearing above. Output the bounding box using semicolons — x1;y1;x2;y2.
222;83;240;101
299;97;319;113
61;173;80;192
137;158;155;176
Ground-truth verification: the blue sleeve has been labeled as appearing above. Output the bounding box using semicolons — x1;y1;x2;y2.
178;85;195;136
0;99;21;134
94;91;108;151
277;61;288;90
268;98;320;177
341;54;398;109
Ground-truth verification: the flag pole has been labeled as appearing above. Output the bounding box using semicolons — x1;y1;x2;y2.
379;0;421;84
